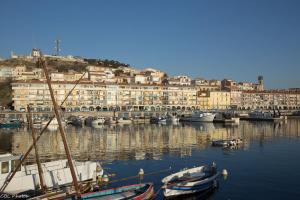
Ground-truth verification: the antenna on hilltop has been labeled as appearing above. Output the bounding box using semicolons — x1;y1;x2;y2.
54;39;61;56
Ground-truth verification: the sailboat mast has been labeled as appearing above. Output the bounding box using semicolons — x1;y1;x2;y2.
27;105;47;193
40;57;81;198
0;68;86;193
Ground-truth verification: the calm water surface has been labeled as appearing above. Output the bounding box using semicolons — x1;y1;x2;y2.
1;119;300;200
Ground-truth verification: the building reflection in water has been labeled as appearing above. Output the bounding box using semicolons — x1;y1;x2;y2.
2;119;299;163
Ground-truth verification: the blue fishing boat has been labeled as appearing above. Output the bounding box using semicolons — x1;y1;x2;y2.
0;119;21;128
78;183;154;200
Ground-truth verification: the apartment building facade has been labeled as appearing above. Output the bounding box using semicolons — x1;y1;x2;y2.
12;81;199;112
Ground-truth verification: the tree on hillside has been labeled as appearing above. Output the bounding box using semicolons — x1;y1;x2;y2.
0;79;13;108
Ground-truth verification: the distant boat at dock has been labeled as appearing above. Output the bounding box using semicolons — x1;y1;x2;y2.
180;111;216;122
212;138;243;147
91;117;106;127
241;110;284;122
214;112;240;124
67;116;83;127
117;117;132;124
0;119;22;129
42;118;64;131
166;115;180;123
150;117;167;124
131;117;150;124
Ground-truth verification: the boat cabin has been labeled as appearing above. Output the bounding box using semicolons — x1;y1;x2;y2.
0;154;21;175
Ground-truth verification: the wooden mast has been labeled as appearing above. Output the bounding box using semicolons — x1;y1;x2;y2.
27;105;47;193
39;57;81;198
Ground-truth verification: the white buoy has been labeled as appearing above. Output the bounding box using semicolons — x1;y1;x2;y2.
102;174;109;182
222;169;228;176
138;168;144;176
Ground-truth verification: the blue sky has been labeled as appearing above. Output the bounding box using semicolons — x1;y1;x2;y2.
0;0;299;89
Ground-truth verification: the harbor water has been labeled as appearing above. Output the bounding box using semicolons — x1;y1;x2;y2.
1;119;300;199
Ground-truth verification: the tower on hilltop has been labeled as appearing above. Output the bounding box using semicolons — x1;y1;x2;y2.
54;39;61;56
257;75;264;91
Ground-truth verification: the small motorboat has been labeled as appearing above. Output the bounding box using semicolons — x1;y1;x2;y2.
92;117;106;127
42;118;63;131
212;138;243;147
117;117;132;124
67;116;83;127
104;117;117;125
132;117;150;124
84;116;96;126
167;115;179;123
79;183;154;200
180;112;216;122
150;117;167;124
211;140;229;147
162;163;219;198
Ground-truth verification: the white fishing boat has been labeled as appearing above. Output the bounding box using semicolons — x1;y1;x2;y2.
41;118;65;131
167;115;180;123
246;110;283;121
104;117;117;125
117;117;132;124
0;153;103;194
162;163;219;198
91;117;106;127
180;111;216;122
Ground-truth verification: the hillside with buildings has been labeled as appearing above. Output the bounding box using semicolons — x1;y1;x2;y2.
0;48;299;111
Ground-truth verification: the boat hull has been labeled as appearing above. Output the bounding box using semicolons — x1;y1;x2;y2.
0;159;102;194
180;114;216;122
0;123;21;128
163;174;219;198
92;119;105;126
80;183;154;200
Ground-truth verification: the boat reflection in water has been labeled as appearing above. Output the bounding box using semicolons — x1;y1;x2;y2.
0;120;300;199
10;123;218;162
164;187;217;200
4;120;299;163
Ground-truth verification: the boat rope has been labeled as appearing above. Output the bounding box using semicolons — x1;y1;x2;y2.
109;168;171;183
0;70;87;193
153;186;163;198
108;167;172;184
77;167;172;186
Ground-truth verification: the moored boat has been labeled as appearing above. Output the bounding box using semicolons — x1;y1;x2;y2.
243;110;283;121
167;115;180;123
92;117;106;127
212;138;243;147
150;117;167;124
132;117;150;124
180;112;216;122
162;163;219;198
79;183;154;200
0;119;22;129
41;118;64;131
104;117;117;125
117;117;132;124
0;153;103;195
67;116;83;127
